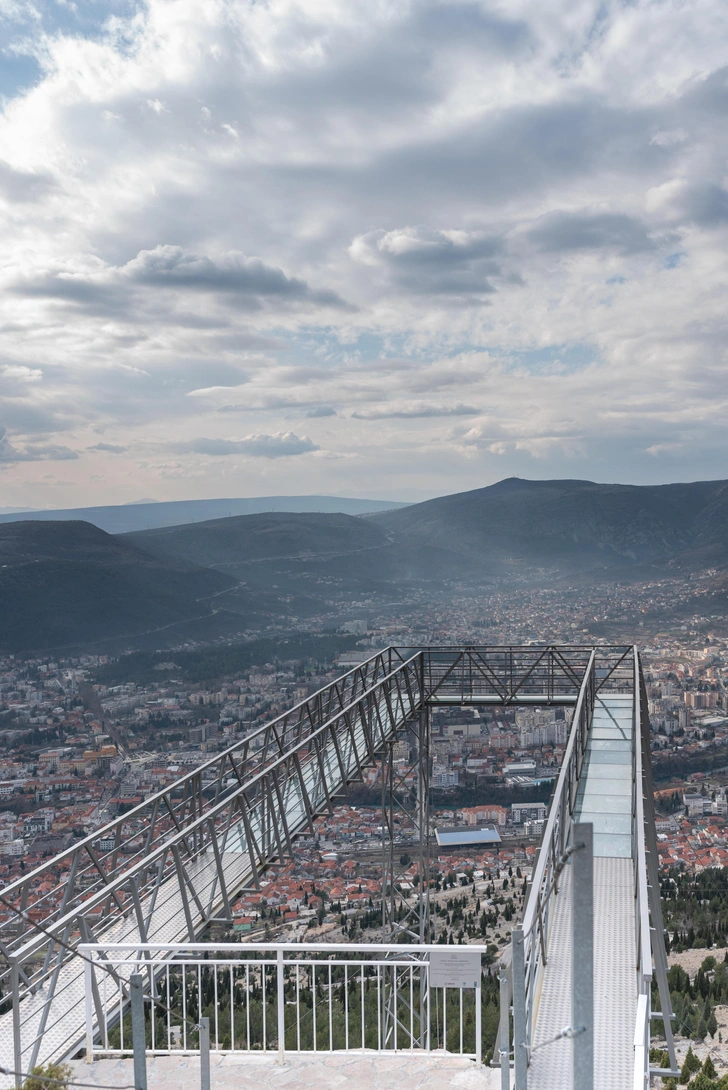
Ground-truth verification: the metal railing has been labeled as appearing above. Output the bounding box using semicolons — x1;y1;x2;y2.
632;652;678;1087
632;649;653;1090
501;649;597;1087
79;942;486;1064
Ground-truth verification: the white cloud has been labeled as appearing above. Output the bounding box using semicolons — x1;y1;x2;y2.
0;0;726;503
179;432;320;458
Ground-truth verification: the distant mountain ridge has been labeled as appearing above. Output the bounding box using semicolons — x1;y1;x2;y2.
0;520;235;652
0;494;407;535
369;477;728;573
124;511;389;569
5;477;728;654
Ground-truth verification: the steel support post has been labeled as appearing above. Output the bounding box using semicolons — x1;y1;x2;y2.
12;960;21;1090
381;711;431;943
475;971;482;1066
511;928;527;1090
85;956;93;1063
571;823;594;1090
199;1016;210;1090
381;741;392;946
499;969;511;1090
130;974;147;1090
416;708;431;942
277;949;286;1064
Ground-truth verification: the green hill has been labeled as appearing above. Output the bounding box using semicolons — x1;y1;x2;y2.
369;477;728;575
0;520;236;652
124;511;390;570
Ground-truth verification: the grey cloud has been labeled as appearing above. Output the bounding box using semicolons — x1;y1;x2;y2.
0;402;76;435
680;184;728;226
87;443;128;453
351;227;503;297
122;246;350;308
0;160;57;203
678;65;728;117
261;2;530;127
306;406;337;418
0;428;78;462
179;432;319;458
9;246;351;316
351;403;479;419
526;211;655;254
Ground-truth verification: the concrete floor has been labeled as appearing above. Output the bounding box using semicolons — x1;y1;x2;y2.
69;1052;501;1090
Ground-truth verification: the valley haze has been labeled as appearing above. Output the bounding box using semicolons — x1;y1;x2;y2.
3;476;728;654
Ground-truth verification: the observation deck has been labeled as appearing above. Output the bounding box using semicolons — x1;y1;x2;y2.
0;645;675;1090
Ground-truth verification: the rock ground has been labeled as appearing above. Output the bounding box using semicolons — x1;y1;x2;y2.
69;1052;500;1090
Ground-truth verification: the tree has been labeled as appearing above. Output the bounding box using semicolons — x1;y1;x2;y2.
680;1046;701;1083
23;1065;71;1090
703;1056;717;1079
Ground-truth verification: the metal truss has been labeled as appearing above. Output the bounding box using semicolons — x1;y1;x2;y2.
381;709;431;943
0;644;634;1083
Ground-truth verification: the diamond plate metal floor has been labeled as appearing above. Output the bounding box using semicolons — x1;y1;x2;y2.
528;695;637;1089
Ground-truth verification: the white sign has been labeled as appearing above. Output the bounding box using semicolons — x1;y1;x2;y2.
428;949;481;989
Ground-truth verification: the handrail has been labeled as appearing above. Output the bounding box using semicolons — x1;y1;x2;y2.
633;648;652;991
632;646;652;1090
0;646;416;902
10;654;425;960
522;649;596;937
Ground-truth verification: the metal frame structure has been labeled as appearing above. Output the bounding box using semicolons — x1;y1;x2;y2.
381;708;431;943
501;647;678;1088
0;643;669;1089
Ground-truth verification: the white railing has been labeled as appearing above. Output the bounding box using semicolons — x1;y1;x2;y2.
633;649;652;1090
79;942;486;1064
507;649;597;1085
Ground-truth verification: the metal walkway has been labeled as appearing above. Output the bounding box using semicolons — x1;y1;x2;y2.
0;645;674;1090
528;696;637;1089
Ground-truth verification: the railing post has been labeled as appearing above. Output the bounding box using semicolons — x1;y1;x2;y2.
84;955;93;1063
199;1016;210;1090
475;968;482;1066
572;823;593;1090
130;973;147;1090
11;960;22;1089
499;969;511;1090
277;949;286;1064
511;928;527;1090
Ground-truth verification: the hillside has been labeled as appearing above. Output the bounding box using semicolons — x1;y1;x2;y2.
124;511;390;570
369;477;728;575
0;521;236;652
7;477;728;654
0;494;406;535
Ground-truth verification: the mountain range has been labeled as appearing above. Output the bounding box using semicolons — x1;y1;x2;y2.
3;477;728;653
0;494;406;535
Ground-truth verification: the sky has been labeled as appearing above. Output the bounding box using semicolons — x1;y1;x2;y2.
1;0;727;509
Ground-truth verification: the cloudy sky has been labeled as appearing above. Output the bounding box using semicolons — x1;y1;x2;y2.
1;0;727;508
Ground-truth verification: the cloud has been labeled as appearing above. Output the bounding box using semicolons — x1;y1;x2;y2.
0;0;727;499
87;443;128;453
525;211;656;254
121;246;350;309
350;227;503;296
351;403;479;419
681;184;728;226
179;432;320;458
0;428;78;462
8;247;351;317
0;161;57;203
